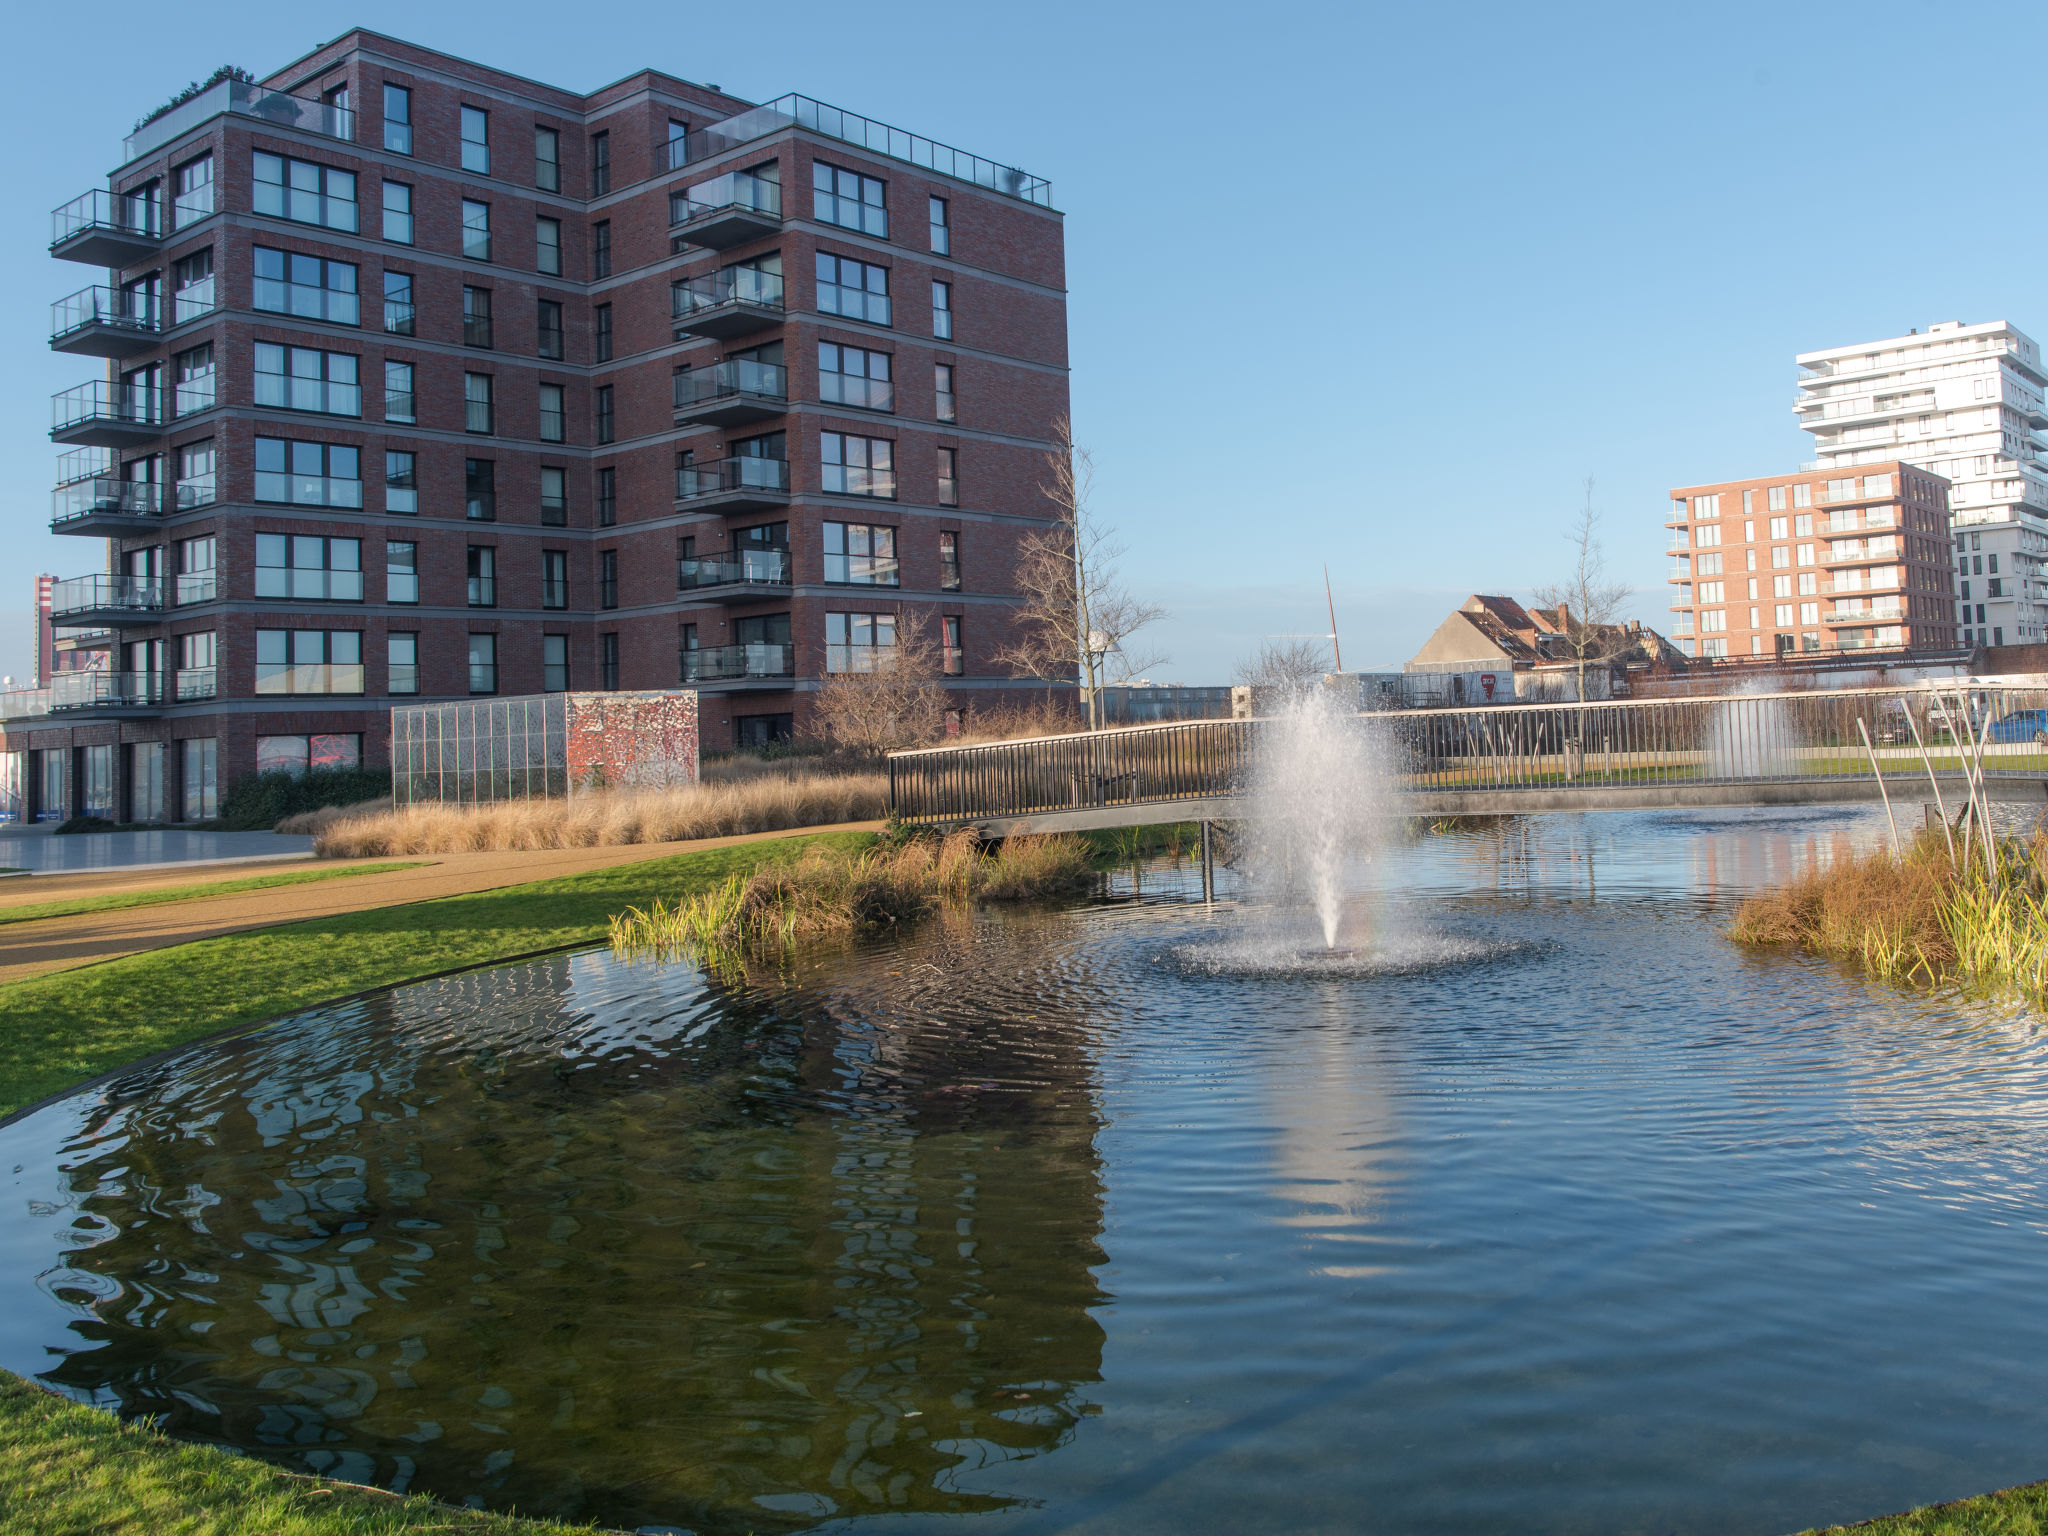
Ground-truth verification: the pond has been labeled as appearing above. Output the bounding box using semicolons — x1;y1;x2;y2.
5;807;2048;1536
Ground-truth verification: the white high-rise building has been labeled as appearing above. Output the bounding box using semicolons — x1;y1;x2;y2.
1796;320;2048;646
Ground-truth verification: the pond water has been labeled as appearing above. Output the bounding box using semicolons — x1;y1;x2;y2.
5;807;2048;1536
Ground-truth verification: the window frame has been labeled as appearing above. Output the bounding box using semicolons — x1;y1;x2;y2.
386;540;419;604
253;150;357;232
253;247;360;326
460;105;491;175
255;532;364;603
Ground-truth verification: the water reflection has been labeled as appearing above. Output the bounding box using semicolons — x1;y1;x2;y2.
14;932;1110;1533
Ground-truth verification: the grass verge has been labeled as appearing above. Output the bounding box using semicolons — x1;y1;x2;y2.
0;1372;602;1534
0;830;865;1120
0;861;431;928
1797;1478;2048;1534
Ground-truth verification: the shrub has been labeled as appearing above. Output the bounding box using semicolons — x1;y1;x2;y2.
52;816;119;837
219;767;393;832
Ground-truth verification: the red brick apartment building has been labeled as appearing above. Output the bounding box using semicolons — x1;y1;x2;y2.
1665;463;1958;660
12;30;1067;821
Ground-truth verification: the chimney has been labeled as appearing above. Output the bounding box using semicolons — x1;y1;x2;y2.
1555;601;1569;630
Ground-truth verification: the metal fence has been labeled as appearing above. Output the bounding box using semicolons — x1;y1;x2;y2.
888;683;2048;825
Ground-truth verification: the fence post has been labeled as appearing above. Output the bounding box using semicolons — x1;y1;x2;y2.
1200;820;1215;904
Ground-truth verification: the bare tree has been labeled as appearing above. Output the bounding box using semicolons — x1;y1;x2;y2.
993;417;1167;729
1532;477;1633;703
1234;637;1332;693
807;612;947;759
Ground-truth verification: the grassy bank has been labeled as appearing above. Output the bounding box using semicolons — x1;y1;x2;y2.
0;1373;601;1534
1731;830;2048;1002
0;830;864;1119
1798;1479;2048;1534
0;861;429;928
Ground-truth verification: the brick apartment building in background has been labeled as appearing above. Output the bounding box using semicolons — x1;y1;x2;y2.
9;30;1067;821
1665;462;1958;659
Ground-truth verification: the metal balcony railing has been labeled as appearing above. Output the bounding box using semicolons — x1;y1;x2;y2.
51;574;163;619
52;380;163;435
49;670;163;711
670;171;782;225
673;359;788;409
50;188;160;253
676;456;791;500
677;547;792;591
124;79;355;161
175;667;217;702
51;285;160;347
672;266;784;318
683;643;795;682
0;688;51;720
51;479;159;525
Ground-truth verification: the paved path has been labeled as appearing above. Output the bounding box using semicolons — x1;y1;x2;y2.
0;822;884;985
0;829;317;873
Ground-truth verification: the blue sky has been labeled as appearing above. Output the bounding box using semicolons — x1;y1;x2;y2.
5;0;2043;684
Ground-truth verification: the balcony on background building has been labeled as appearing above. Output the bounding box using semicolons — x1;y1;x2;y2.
51;380;163;447
123;78;355;162
48;669;164;717
672;266;784;339
675;455;790;513
683;642;796;687
50;189;161;266
676;546;792;599
50;286;163;358
0;687;50;721
669;171;782;248
50;574;165;627
51;477;163;537
1821;536;1902;567
673;359;788;426
1825;602;1906;626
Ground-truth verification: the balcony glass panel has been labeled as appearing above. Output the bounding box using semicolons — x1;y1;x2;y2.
125;81;355;162
682;642;794;681
675;456;791;499
674;171;782;223
677;548;792;590
175;667;217;701
52;285;160;342
51;188;160;247
50;574;163;617
673;359;788;406
52;380;162;432
52;479;159;522
672;266;784;316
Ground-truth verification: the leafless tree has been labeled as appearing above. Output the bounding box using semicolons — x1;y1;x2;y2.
806;612;947;759
1532;477;1633;703
993;417;1167;729
1234;637;1332;693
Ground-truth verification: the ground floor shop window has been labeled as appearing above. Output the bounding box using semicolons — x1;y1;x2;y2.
81;744;115;820
180;738;217;820
257;733;363;776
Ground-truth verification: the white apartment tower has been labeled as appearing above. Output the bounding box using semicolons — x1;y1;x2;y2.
1796;320;2048;647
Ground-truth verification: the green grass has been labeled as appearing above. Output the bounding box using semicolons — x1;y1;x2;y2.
0;861;432;928
0;1372;604;1534
0;829;866;1120
1798;1479;2048;1534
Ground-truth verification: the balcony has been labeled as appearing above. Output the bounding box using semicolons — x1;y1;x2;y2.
50;286;162;359
175;667;217;702
669;172;783;248
124;78;355;161
673;359;788;426
0;687;49;721
676;456;791;513
52;380;163;448
51;478;162;537
672;267;784;339
49;670;164;717
50;189;161;266
1821;537;1901;567
677;546;793;599
682;642;796;687
51;574;165;627
1825;605;1905;626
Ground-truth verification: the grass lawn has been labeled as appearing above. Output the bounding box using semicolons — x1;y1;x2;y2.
0;829;866;1120
0;861;432;928
1799;1480;2048;1534
0;1373;603;1534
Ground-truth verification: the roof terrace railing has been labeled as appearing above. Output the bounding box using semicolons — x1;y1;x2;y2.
124;80;355;162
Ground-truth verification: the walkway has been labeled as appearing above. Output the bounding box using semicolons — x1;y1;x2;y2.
0;821;885;984
0;828;317;874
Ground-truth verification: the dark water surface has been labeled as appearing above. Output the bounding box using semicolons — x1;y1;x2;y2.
6;807;2048;1535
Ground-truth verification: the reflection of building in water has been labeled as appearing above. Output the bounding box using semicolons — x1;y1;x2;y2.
1264;998;1404;1277
33;938;1108;1532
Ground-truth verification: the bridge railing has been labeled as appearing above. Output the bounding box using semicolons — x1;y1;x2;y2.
887;683;2048;825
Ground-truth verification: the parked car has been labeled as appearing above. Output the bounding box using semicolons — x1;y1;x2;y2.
1986;708;2048;745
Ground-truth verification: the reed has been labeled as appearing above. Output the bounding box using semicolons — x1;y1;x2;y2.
1731;827;2048;1000
312;772;888;857
609;830;1093;956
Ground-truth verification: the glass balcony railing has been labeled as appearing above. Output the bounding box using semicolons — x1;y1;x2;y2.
124;79;355;161
175;572;219;606
255;663;366;696
175;667;217;702
50;670;163;711
174;476;217;511
677;547;792;591
0;688;51;720
50;574;164;619
51;188;160;251
671;171;782;225
827;645;903;675
51;285;161;345
673;266;784;318
674;359;788;409
55;447;113;486
52;478;161;525
821;371;895;412
52;380;163;435
683;643;795;682
676;456;791;500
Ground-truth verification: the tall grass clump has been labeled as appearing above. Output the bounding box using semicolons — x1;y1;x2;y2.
1732;828;2048;1001
610;830;1093;955
312;772;888;857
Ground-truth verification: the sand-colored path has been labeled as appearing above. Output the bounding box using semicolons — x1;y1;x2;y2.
0;822;884;984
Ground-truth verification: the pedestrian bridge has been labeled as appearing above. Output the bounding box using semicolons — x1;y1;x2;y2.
887;683;2048;835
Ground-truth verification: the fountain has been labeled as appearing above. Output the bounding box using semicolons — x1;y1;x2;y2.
1704;676;1799;779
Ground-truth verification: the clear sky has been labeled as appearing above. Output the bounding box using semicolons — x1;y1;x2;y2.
5;0;2044;686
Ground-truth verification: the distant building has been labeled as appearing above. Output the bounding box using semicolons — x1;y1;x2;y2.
1098;684;1231;725
1666;463;1957;659
1403;595;1684;702
1796;320;2048;647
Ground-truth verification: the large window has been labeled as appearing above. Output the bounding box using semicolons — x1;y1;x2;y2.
819;343;893;411
181;739;218;820
388;632;419;694
175;440;216;510
465;372;494;434
469;633;498;694
382;84;412;154
258;733;363;774
254;248;359;324
539;383;565;442
384;359;415;422
383;180;413;243
383;271;414;334
826;611;897;672
173;344;214;415
387;540;418;603
535;126;560;191
816;253;890;325
813;162;887;236
537;216;562;275
257;534;363;601
539;299;565;360
462;199;491;261
386;450;417;514
541;465;568;525
823;521;899;585
461;105;491;174
463;285;493;347
465;458;495;520
821;432;896;498
172;248;214;323
255;343;361;416
542;550;568;609
173;154;215;226
467;546;496;606
255;438;360;507
256;629;364;694
253;152;357;231
176;534;216;604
